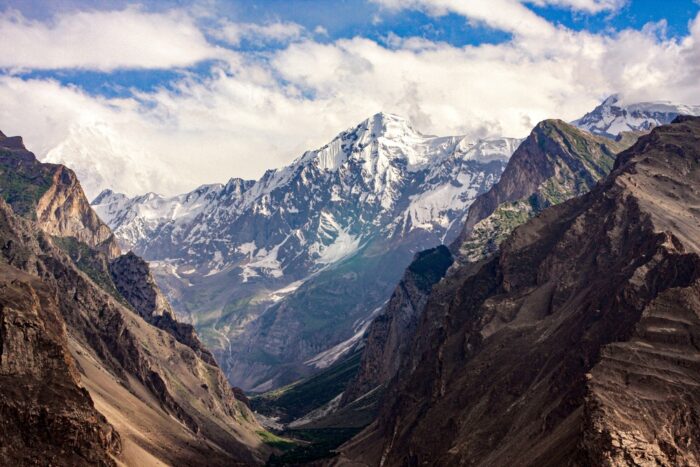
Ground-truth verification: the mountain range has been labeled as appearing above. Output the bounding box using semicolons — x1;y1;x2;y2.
3;95;700;465
91;97;698;394
339;114;700;466
92;112;521;391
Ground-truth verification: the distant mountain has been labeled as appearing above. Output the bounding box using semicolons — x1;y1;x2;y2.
572;94;700;138
0;131;269;465
339;115;700;466
93;112;521;390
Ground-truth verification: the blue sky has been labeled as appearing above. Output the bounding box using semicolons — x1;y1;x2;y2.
2;0;698;97
0;0;698;197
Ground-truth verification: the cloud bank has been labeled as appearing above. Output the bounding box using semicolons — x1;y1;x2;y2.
0;2;698;198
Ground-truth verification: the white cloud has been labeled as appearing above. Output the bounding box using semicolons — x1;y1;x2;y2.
372;0;555;37
0;5;699;199
527;0;628;13
371;0;627;36
212;20;306;46
0;7;224;71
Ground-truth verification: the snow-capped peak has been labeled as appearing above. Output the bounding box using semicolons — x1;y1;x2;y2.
294;111;515;180
294;112;424;172
573;95;700;137
362;112;420;139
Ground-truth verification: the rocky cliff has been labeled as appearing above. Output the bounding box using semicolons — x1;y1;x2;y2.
339;116;700;466
340;246;453;407
0;131;120;258
109;251;217;365
0;132;269;465
0;256;121;466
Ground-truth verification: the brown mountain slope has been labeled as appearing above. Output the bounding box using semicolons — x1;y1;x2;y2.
338;116;700;466
0;134;270;465
110;251;218;366
454;119;630;261
0;260;121;466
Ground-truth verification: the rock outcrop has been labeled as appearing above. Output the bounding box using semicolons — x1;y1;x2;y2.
109;251;217;365
0;132;269;465
454;119;630;261
339;116;700;466
0;131;120;258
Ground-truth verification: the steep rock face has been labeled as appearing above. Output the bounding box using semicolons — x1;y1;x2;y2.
340;116;700;466
0;259;121;466
110;251;217;366
454;119;630;260
0;133;120;258
341;246;453;406
0;132;269;465
94;113;520;390
110;251;173;318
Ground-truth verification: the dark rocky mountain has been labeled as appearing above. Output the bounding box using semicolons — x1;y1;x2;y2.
0;133;270;465
93;113;521;391
314;119;633;425
455;119;630;262
0;255;121;466
337;116;700;466
340;245;453;407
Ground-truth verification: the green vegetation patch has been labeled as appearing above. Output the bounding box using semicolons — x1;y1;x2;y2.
0;148;55;218
266;428;362;466
52;236;128;305
257;430;295;450
252;351;362;423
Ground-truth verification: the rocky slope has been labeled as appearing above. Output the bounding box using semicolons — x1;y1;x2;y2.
93;113;521;390
339;116;700;466
109;251;218;366
455;119;631;262
0;132;269;465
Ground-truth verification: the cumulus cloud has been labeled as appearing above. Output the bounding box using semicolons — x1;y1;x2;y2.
0;3;698;199
0;7;224;71
212;20;306;46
